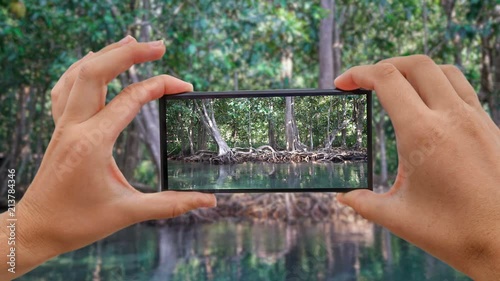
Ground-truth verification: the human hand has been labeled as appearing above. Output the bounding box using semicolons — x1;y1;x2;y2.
335;55;500;279
0;36;216;279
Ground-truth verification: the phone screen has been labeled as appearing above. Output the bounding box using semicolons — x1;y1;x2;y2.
160;89;372;192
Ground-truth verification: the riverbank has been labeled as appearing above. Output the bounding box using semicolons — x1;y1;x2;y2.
169;146;367;165
159;187;387;225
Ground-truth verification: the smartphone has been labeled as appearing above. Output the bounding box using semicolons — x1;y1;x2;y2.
159;89;372;192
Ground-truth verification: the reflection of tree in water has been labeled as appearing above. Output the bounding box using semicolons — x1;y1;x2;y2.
21;222;469;280
150;221;376;281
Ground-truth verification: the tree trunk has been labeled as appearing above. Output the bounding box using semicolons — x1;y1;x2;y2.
341;97;347;147
127;66;162;191
281;48;301;151
188;101;196;155
285;97;301;151
309;122;314;150
332;0;342;78
422;0;429;55
112;0;161;191
248;103;252;147
493;36;500;126
324;97;348;149
355;98;364;148
268;103;277;149
197;120;208;151
375;110;388;185
196;99;231;156
479;35;498;125
119;123;141;181
319;0;334;89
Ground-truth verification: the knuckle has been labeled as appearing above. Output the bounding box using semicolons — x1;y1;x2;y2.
412;55;436;70
50;88;59;100
77;63;96;81
441;64;462;76
170;203;188;218
124;82;149;103
63;74;73;88
375;63;399;78
412;54;434;64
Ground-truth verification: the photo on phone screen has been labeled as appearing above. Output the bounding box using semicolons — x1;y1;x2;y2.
159;89;372;192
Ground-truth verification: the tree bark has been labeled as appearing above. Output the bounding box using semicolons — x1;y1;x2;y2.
319;0;334;89
285;97;302;151
375;110;388;185
355;98;365;149
341;97;347;147
479;34;498;125
268;101;277;149
127;66;162;191
196;99;231;156
281;48;302;151
493;36;500;126
332;0;342;78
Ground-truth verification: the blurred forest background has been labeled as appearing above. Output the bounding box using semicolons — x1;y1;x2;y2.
1;1;499;280
0;0;499;210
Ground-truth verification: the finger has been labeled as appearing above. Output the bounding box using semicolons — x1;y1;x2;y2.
337;190;395;227
52;51;95;124
132;191;217;221
52;36;137;124
438;65;482;109
63;39;165;123
90;75;193;140
379;55;462;110
334;63;428;131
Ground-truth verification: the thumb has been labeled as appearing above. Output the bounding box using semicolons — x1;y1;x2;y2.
336;190;392;224
132;191;217;221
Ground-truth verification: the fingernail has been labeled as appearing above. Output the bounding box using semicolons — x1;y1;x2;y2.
148;40;164;48
119;35;134;45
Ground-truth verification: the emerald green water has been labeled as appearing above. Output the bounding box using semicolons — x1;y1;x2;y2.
20;221;470;281
167;161;368;190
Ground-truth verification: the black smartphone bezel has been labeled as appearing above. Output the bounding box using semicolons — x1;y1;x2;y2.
159;88;372;193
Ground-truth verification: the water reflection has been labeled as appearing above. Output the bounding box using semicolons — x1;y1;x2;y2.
21;221;470;281
167;161;368;190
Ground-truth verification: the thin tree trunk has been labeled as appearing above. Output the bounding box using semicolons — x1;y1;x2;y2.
123;123;141;180
268;101;277;149
332;0;342;78
479;35;497;125
128;66;162;191
285;97;300;151
248;102;252;147
422;0;429;55
341;97;347;148
375;110;388;185
197;120;207;151
355;98;364;148
282;48;301;151
493;36;500;125
188;101;195;155
319;0;334;89
196;99;230;156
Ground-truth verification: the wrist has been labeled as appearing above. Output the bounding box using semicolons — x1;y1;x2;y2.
0;196;61;279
